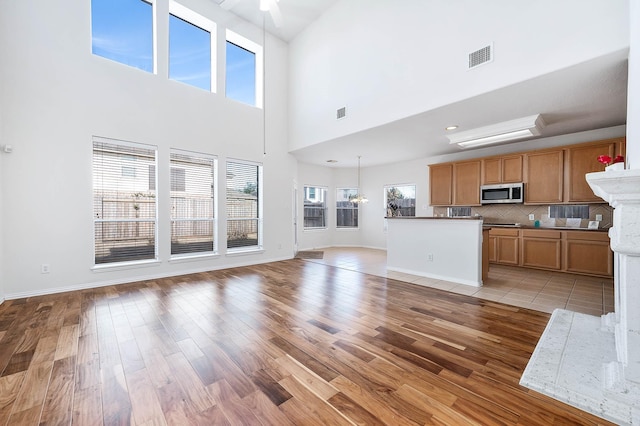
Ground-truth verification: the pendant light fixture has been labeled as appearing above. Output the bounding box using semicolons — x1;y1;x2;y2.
349;156;368;204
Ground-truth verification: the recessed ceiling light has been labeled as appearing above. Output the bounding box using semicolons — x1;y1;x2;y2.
326;159;338;163
445;125;458;131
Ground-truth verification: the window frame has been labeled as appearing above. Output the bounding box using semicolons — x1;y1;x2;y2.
90;0;157;74
92;136;159;268
225;159;263;253
384;183;417;217
170;148;218;259
303;185;328;230
225;29;263;108
336;187;359;229
168;0;217;92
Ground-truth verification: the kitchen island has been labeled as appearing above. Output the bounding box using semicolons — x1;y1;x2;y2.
386;216;484;287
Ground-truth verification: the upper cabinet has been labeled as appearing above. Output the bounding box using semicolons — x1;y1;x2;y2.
524;149;564;204
564;138;623;203
453;160;481;206
429;163;453;206
429;137;625;206
430;161;481;206
481;155;523;185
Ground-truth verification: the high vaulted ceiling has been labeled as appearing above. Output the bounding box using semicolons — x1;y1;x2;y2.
218;0;628;168
216;0;341;41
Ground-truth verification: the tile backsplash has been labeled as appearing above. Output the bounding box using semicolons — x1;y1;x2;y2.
433;204;613;229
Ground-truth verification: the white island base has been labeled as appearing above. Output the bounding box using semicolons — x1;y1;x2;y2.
386;217;483;287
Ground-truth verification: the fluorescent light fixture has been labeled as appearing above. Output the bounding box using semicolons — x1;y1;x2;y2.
447;114;545;149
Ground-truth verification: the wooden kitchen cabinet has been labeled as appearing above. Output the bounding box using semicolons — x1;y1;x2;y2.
564;138;621;203
429;163;453;206
488;228;520;265
521;229;562;270
488;234;497;262
524;149;564;204
481;155;523;185
430;138;625;207
565;231;613;277
453;160;481;205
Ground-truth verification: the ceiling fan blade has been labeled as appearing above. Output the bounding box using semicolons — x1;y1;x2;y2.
266;0;283;28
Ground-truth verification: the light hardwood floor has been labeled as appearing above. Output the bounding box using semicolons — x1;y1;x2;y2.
311;247;614;316
0;257;614;425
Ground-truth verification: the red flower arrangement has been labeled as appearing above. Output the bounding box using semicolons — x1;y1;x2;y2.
597;155;624;167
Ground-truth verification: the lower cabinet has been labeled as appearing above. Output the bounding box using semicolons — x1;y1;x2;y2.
488;227;612;277
521;229;562;270
565;231;613;276
488;228;520;265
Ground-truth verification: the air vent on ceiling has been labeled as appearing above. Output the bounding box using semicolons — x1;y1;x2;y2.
468;44;493;69
336;106;347;120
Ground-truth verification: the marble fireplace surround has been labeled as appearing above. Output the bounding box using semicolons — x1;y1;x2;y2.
520;169;640;425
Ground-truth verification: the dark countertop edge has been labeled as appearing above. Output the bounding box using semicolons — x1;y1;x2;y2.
484;224;610;232
385;216;609;231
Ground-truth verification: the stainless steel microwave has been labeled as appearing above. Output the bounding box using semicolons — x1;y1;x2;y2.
480;183;524;204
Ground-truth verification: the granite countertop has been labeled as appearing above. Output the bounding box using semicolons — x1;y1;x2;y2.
385;216;609;231
483;222;610;232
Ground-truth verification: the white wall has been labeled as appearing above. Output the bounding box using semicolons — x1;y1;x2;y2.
297;163;334;249
288;0;629;152
0;4;5;304
628;0;640;169
0;0;295;298
297;126;627;252
0;111;4;305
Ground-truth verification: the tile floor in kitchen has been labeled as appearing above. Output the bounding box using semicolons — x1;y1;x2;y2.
305;246;614;316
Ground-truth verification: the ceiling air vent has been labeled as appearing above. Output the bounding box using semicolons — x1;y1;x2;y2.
336;106;347;120
468;44;493;69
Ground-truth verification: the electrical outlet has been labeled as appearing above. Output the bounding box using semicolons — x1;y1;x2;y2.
427;253;434;262
41;264;50;274
596;214;603;221
529;214;535;220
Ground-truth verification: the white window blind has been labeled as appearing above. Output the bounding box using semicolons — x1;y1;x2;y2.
304;186;327;229
170;150;216;256
336;188;358;228
226;161;262;250
93;138;157;264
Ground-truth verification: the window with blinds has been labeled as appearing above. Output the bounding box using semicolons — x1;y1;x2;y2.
336;188;358;228
170;150;217;256
226;160;262;250
304;186;327;229
93;138;157;264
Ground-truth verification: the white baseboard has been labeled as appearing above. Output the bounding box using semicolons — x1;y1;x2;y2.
301;244;387;251
387;266;482;287
4;255;293;300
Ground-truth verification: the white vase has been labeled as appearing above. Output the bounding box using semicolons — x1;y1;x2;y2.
605;162;625;171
